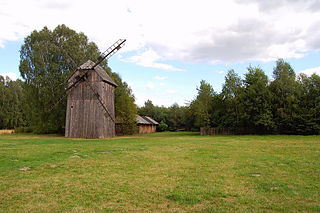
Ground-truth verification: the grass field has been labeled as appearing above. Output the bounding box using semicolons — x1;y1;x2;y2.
0;132;319;212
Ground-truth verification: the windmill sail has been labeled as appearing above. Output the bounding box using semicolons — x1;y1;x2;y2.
92;39;126;69
49;39;126;111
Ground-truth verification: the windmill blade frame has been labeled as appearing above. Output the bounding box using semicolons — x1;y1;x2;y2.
49;39;126;112
92;39;126;69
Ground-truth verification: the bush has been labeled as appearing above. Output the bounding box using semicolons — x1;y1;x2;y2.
158;121;168;132
14;127;24;133
24;126;34;133
14;126;34;133
191;128;199;132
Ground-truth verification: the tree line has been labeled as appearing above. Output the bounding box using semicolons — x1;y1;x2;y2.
139;60;320;135
0;76;26;129
1;25;319;135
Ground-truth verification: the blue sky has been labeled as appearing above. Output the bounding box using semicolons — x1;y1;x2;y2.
1;0;320;107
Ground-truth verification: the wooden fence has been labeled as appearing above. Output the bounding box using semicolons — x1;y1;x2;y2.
200;127;231;136
0;129;14;135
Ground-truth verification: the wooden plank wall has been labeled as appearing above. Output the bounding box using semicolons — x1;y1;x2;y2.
138;125;157;134
65;70;116;138
115;124;157;135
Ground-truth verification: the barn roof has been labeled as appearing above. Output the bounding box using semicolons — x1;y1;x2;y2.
142;116;159;125
116;115;159;125
136;115;149;124
136;115;159;125
68;60;118;87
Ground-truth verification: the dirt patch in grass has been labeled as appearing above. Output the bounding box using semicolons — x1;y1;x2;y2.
68;136;137;140
19;167;30;171
113;136;145;139
97;150;117;154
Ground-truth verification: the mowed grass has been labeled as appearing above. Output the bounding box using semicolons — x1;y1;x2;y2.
0;132;319;212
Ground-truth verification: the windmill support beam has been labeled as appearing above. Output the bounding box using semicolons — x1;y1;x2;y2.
83;77;115;123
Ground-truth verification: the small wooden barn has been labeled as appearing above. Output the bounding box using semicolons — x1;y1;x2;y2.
65;60;118;138
136;115;159;134
115;115;159;135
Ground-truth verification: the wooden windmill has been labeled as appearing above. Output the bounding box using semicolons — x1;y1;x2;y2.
56;39;126;138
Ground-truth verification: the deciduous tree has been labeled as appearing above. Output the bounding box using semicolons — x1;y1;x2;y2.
241;66;274;133
20;25;136;134
190;80;215;128
269;59;299;134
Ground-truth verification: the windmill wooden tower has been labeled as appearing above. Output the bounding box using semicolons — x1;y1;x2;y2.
59;39;126;138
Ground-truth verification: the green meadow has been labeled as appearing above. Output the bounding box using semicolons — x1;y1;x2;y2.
0;132;319;212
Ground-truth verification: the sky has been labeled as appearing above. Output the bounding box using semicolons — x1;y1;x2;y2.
1;0;320;107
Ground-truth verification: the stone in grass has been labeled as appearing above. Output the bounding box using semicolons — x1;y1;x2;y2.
50;164;57;168
251;173;261;177
19;167;30;171
70;155;80;158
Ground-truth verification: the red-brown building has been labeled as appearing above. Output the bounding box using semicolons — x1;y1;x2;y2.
136;115;159;134
115;115;159;135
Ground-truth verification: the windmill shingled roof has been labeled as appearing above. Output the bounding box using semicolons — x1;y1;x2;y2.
68;60;118;87
83;60;118;87
78;60;95;69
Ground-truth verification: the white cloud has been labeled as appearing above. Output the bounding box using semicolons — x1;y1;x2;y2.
146;82;155;89
298;66;320;76
217;70;225;74
127;82;136;94
134;87;186;107
0;0;320;63
126;49;186;72
155;75;167;81
159;82;165;86
0;72;18;80
165;89;177;94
